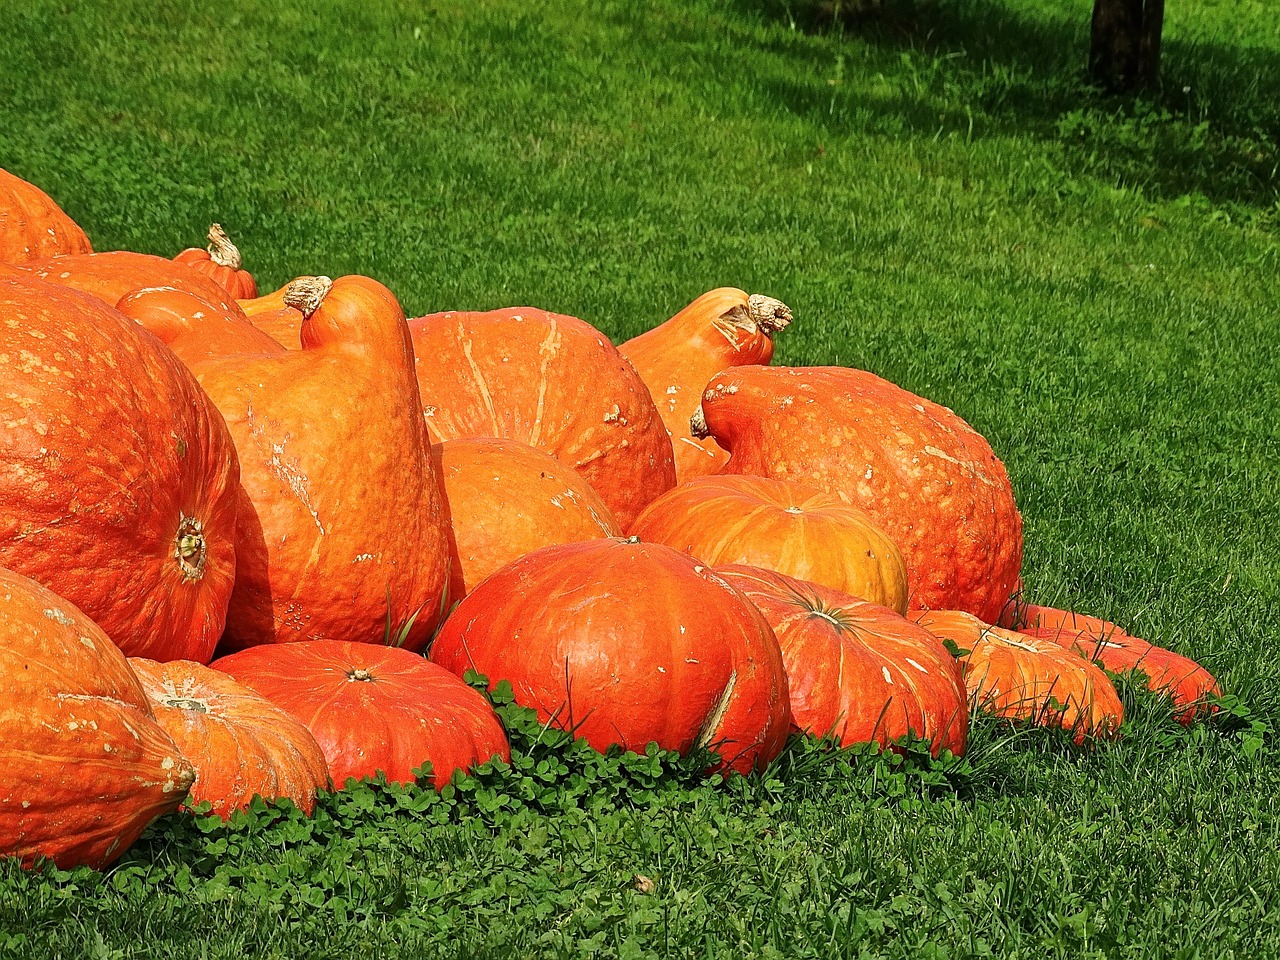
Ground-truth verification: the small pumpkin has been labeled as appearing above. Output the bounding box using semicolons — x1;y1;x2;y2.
911;610;1123;741
238;275;332;349
620;288;791;480
213;641;509;789
435;437;622;598
116;285;286;366
0;167;92;264
716;565;967;756
695;366;1023;623
173;224;258;299
130;658;330;818
631;474;909;614
408;306;676;528
430;538;792;775
0;567;193;869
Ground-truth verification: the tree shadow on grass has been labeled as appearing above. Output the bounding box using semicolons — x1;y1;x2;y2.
732;0;1280;213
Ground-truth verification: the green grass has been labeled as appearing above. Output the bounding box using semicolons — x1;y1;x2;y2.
2;0;1279;956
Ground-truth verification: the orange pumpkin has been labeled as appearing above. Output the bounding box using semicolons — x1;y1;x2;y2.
911;610;1123;741
0;167;92;263
214;641;509;789
430;538;792;775
0;275;239;662
238;275;332;348
116;286;286;366
408;306;676;528
173;224;258;299
631;474;909;614
130;658;330;818
1014;604;1219;724
0;567;193;869
695;366;1023;624
435;437;622;597
192;276;452;651
620;288;791;480
716;565;967;756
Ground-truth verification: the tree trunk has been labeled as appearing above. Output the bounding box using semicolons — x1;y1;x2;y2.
1090;0;1165;91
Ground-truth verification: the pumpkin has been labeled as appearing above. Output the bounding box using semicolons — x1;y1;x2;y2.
238;275;332;349
191;275;451;651
0;275;239;662
116;285;286;366
0;167;92;264
694;366;1022;623
173;224;258;299
430;538;791;774
408;306;676;528
1014;604;1219;724
911;610;1123;741
0;567;193;869
129;658;330;818
715;565;967;756
631;474;909;614
435;437;622;598
213;641;509;789
620;288;791;480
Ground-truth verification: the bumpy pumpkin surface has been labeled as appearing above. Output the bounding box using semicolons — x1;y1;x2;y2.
435;437;622;598
192;275;452;651
0;275;239;662
1014;604;1219;724
631;474;909;614
238;276;331;348
0;568;193;869
130;658;330;818
214;641;509;789
431;538;791;775
116;286;286;366
911;610;1123;741
621;288;791;481
696;366;1023;623
408;307;676;528
173;224;258;300
0;168;92;264
717;566;967;756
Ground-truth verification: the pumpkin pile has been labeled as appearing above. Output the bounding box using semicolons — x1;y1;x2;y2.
0;167;1221;870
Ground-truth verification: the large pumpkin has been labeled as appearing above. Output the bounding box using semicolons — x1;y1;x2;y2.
0;167;92;263
435;437;622;597
716;565;967;757
408;307;676;528
631;474;909;614
0;567;193;869
116;286;286;366
192;275;452;651
695;366;1022;623
1014;604;1219;724
430;538;791;774
911;610;1123;741
620;288;791;481
130;658;330;818
0;275;239;662
213;641;509;789
173;224;258;300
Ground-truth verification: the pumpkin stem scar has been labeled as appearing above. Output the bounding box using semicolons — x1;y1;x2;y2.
163;696;211;713
174;515;207;583
689;406;709;438
347;668;375;682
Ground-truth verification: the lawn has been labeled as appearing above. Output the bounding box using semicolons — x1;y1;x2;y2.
2;0;1279;956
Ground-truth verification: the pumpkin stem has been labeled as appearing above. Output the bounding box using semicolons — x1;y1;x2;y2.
283;275;333;319
689;406;710;439
174;515;207;583
747;294;792;334
206;223;243;269
347;668;374;682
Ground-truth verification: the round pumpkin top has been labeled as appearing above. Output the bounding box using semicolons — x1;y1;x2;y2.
0;167;92;264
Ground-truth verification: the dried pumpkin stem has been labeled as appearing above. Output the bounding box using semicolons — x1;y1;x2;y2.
283;275;333;319
747;294;792;334
689;406;710;439
206;223;243;269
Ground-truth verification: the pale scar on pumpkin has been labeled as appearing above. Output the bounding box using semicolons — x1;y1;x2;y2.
695;670;738;750
528;320;561;447
460;328;501;437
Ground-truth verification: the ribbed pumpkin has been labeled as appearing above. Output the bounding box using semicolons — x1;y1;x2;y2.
1014;604;1219;724
0;567;194;869
116;286;285;366
408;307;676;528
435;437;622;597
911;610;1123;741
430;538;791;774
237;275;331;349
716;566;967;756
631;475;909;614
0;167;92;264
191;275;451;651
0;275;239;662
130;658;330;818
213;641;509;789
173;224;258;300
620;288;792;481
695;366;1022;624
